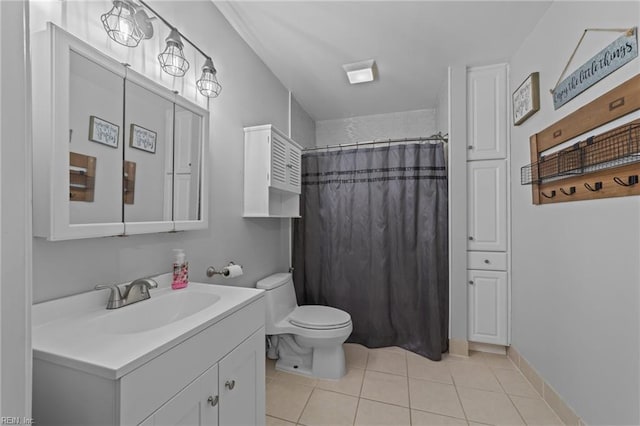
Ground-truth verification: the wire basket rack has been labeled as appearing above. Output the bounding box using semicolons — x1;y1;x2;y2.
521;122;640;185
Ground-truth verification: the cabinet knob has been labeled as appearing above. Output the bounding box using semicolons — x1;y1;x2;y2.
225;380;236;390
468;145;473;150
468;280;474;285
468;236;474;241
484;259;490;264
207;395;219;406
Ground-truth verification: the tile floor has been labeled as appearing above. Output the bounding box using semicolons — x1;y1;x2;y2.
266;344;564;426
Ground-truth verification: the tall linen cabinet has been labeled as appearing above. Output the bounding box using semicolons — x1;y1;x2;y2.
465;64;511;347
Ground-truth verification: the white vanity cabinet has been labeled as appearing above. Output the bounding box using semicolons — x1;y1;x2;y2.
244;124;302;217
32;23;208;240
32;283;265;426
139;330;264;426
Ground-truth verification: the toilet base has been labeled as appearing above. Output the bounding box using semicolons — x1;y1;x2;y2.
273;334;348;380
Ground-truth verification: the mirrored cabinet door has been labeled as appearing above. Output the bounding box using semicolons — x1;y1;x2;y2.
173;100;208;230
68;50;123;226
123;75;175;234
32;23;208;241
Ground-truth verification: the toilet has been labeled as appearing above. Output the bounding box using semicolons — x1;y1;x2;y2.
257;273;352;379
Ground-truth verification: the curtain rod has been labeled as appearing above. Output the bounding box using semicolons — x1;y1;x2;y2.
303;133;449;152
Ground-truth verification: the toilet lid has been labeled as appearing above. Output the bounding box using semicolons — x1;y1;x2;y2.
289;305;351;330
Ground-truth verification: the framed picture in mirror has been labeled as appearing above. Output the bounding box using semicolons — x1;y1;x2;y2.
130;124;157;153
89;115;119;148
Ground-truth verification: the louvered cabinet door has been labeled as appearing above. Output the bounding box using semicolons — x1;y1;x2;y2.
269;133;289;192
286;143;302;194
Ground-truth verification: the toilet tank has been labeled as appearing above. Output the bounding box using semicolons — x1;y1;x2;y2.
256;273;298;332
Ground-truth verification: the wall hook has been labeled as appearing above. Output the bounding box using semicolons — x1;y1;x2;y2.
559;186;576;196
584;181;603;192
541;190;556;199
613;175;639;187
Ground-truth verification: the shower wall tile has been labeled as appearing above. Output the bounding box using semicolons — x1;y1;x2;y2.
315;109;437;147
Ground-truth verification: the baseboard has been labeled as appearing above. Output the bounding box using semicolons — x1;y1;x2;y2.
468;341;506;355
508;346;585;426
448;338;469;357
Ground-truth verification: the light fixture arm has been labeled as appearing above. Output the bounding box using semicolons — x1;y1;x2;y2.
137;0;211;61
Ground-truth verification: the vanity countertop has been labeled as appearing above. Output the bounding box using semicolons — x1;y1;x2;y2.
32;276;264;380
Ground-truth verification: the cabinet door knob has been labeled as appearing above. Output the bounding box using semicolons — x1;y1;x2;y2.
484;259;490;264
225;380;236;390
468;145;473;150
207;395;219;406
468;236;474;241
468;280;474;285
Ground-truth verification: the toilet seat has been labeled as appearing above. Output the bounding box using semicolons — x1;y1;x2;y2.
288;305;351;330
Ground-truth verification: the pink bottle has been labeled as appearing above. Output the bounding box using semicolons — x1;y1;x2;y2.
172;249;189;289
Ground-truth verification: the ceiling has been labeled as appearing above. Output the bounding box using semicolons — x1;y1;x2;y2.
215;1;553;121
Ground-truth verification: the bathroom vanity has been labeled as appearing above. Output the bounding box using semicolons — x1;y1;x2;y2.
32;278;265;425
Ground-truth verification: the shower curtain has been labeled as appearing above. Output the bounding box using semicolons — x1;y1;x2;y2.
293;143;449;360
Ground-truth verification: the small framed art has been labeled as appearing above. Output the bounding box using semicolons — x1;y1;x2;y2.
512;72;540;126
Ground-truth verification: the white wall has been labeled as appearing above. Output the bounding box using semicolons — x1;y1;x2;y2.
290;94;316;149
316;108;436;146
0;0;32;416
30;0;300;302
509;2;639;424
435;77;449;135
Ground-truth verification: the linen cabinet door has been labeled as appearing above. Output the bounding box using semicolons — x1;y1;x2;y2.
467;159;507;252
218;328;265;426
466;64;508;160
468;270;508;345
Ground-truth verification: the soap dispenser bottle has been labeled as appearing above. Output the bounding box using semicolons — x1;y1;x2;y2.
172;249;189;290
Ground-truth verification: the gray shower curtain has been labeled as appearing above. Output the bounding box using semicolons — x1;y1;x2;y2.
293;143;449;360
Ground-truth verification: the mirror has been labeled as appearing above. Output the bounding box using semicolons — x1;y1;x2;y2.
123;78;174;224
68;50;123;225
67;53;206;230
173;103;203;221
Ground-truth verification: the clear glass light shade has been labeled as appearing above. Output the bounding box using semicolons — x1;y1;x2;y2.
101;0;144;47
158;29;190;77
196;59;222;98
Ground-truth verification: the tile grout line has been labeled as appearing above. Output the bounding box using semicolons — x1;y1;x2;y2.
352;348;369;426
487;357;528;425
450;367;471;424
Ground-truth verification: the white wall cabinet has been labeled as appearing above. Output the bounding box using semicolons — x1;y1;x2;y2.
468;270;508;345
465;63;510;348
32;23;208;240
244;124;303;217
467;159;508;252
466;64;508;160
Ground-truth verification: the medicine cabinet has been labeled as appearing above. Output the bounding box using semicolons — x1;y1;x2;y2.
32;23;208;241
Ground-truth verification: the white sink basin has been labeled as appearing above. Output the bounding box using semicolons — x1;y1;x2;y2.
94;290;222;334
32;276;264;379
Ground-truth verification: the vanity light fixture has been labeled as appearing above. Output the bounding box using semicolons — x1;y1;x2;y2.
100;0;152;47
158;29;189;77
342;59;377;84
100;0;222;98
196;58;222;98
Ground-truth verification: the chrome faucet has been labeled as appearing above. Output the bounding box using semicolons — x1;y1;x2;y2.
95;278;158;309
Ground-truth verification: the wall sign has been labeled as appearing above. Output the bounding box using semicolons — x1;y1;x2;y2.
513;72;540;126
552;28;637;110
129;124;157;153
88;116;119;148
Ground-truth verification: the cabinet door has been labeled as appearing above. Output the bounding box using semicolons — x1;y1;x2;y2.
286;143;302;194
144;364;219;426
270;132;289;192
467;64;507;160
468;270;508;345
219;328;265;426
467;160;507;251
